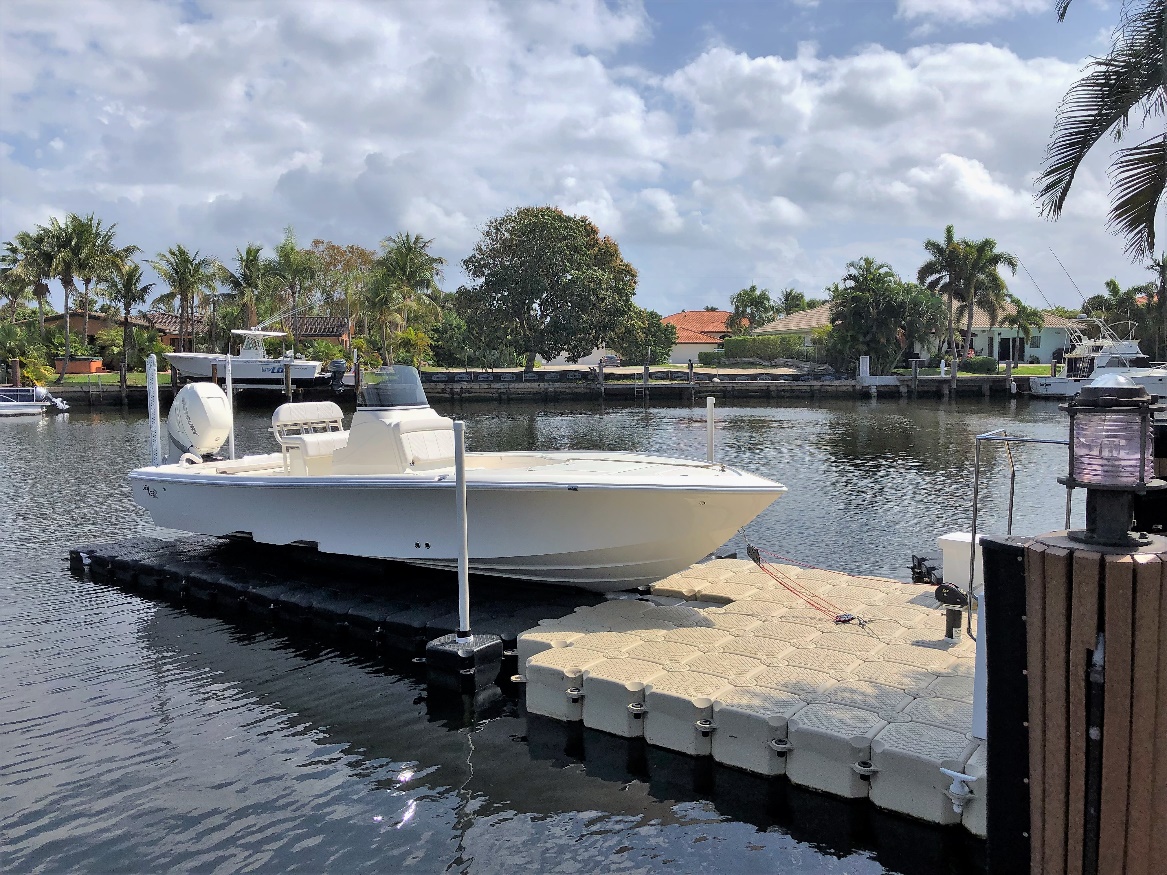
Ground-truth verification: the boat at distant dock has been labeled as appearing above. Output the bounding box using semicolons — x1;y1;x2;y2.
0;386;69;417
164;329;333;390
129;366;785;591
1030;319;1167;399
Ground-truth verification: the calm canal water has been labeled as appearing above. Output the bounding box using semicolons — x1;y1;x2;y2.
1;396;1074;874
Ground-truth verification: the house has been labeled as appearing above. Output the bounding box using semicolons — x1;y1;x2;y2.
30;310;150;347
296;315;351;348
755;301;1076;364
661;310;735;364
142;311;209;350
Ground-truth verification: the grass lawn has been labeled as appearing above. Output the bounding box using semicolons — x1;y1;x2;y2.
60;371;149;386
893;363;1054;377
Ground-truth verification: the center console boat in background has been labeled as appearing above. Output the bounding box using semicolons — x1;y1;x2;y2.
163;329;332;390
129;366;786;591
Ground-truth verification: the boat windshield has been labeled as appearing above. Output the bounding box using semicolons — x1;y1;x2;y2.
360;366;429;407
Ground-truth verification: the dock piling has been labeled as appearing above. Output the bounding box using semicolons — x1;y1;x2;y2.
146;354;162;466
706;396;716;462
225;354;235;460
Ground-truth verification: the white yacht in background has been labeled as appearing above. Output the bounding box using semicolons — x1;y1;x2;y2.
164;329;331;389
1030;320;1167;399
0;387;69;416
129;367;785;591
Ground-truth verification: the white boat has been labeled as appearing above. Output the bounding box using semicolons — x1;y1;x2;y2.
1030;319;1167;399
0;387;69;416
164;329;331;390
129;367;785;591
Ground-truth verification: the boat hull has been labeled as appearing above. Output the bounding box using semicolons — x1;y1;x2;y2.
0;401;50;416
129;470;781;591
1031;369;1167;398
164;354;327;388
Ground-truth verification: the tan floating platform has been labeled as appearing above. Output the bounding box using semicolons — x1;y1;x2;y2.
519;558;984;836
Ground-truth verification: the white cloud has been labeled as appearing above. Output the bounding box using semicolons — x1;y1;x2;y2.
0;0;1151;317
896;0;1050;26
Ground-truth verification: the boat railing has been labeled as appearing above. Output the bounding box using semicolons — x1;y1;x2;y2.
968;429;1071;634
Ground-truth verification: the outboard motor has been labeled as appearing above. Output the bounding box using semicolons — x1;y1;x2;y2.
34;386;69;411
166;382;231;463
329;359;347;392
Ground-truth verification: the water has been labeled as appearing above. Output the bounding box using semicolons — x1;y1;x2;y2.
0;397;1074;873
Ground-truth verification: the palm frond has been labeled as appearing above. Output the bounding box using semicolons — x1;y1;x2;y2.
1107;133;1167;260
1037;13;1163;218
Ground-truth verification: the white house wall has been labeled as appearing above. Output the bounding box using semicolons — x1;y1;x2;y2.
670;342;718;365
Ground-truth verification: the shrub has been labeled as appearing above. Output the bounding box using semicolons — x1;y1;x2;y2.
963;356;999;374
722;334;805;362
698;351;725;367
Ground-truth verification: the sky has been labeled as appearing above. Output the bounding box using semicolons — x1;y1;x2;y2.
1;0;1160;316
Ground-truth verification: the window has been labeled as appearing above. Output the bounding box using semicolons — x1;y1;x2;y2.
1029;335;1041;349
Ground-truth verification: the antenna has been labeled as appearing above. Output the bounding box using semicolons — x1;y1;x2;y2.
1016;258;1056;310
1049;247;1089;311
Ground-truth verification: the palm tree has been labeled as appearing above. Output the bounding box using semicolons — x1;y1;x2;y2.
918;225;962;368
217;244;268;332
72;215;134;346
1;231;54;332
149;245;219;352
1037;0;1166;260
101;261;154;399
1143;253;1167;359
952;239;1017;383
37;214;91;380
1001;296;1045;362
265;228;318;354
367;233;446;363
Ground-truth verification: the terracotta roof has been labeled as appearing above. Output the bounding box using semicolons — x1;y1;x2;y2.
755;304;831;334
662;310;734;338
672;326;721;344
143;311;208;333
296;315;349;337
757;301;1075;333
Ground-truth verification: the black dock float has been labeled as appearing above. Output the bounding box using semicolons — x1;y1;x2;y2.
70;536;603;688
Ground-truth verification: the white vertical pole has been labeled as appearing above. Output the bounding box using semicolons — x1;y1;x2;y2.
225;354;235;460
146;354;163;465
453;421;471;641
706;395;715;462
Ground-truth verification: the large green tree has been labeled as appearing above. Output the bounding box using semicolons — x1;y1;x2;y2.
265;228;318;355
953;238;1017;381
364;232;446;362
1001;296;1046;362
101;261;154;398
727;284;777;334
608;306;677;365
149;244;219;352
829;257;944;375
457;206;638;370
217;244;269;332
918;224;962;368
1037;0;1166;260
0;231;54;331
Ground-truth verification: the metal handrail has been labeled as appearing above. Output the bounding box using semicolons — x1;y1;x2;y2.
969;429;1071;636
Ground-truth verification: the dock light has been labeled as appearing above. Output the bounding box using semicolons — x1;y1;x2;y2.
1059;375;1165;547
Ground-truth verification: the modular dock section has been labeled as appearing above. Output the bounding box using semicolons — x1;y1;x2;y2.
70;536;984;839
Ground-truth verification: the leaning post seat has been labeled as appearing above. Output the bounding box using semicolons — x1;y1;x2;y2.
331;407;456;475
271;401;349;476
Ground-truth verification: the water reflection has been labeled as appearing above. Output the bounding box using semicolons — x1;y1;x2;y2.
1;400;1070;873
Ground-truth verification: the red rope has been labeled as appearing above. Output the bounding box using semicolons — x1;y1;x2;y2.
746;544;864;627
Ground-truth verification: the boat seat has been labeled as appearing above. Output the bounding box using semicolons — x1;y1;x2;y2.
271;401;348;476
395;416;456;471
331;408;455;475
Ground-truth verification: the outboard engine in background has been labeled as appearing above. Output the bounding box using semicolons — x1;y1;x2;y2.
166;383;231;463
329;359;347;392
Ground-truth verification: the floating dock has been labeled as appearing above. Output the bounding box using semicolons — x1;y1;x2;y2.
71;537;983;839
